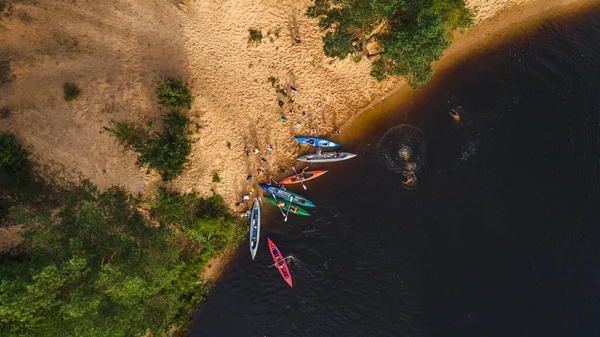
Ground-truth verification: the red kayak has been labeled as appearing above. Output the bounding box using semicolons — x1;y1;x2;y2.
267;238;293;287
279;170;328;185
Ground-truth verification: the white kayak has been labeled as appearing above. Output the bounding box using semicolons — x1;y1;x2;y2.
249;199;260;260
296;151;357;163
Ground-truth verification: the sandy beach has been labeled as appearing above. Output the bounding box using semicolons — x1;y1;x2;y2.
0;0;595;271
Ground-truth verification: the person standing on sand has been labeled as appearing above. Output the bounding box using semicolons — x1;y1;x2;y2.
316;147;322;156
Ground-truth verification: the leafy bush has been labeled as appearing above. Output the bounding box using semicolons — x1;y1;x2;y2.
306;0;474;89
63;82;81;101
102;121;144;149
156;77;193;109
137;111;192;181
0;60;13;85
104;111;192;181
268;76;277;87
248;29;263;45
212;172;220;183
0;133;29;174
0;106;11;118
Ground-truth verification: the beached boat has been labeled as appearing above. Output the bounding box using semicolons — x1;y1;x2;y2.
296;151;357;163
265;196;310;216
259;184;316;208
249;199;260;260
279;170;328;185
267;238;293;287
293;137;339;148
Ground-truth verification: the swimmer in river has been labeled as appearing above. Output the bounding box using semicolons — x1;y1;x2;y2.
449;108;460;122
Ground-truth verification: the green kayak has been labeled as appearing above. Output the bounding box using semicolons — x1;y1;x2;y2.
265;196;310;216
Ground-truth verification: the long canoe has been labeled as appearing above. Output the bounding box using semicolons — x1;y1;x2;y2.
279;170;328;185
296;151;357;163
249;199;260;260
268;238;293;287
265;196;310;216
293;137;339;148
259;184;316;208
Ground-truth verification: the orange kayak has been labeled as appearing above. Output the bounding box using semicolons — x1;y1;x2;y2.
279;170;328;185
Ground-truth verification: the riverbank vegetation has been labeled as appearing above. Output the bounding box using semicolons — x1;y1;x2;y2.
306;0;474;88
0;134;244;336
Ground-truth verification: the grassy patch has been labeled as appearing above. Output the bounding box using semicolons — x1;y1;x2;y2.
63;82;81;101
268;76;277;87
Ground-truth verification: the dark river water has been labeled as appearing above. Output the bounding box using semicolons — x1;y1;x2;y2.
190;6;600;337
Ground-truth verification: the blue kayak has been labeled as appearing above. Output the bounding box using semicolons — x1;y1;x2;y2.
293;137;339;148
259;184;316;208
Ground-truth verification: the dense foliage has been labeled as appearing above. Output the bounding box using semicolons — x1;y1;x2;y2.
63;82;81;101
0;133;29;175
156;77;193;109
104;110;193;181
306;0;474;88
0;180;243;337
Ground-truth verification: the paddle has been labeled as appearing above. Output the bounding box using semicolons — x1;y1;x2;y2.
269;255;293;268
270;193;287;218
260;166;279;185
284;196;294;222
291;166;307;190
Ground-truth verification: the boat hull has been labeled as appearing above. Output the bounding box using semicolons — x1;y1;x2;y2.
279;170;328;185
265;196;310;216
293;137;339;148
267;238;293;287
249;199;260;260
259;184;316;208
296;152;357;163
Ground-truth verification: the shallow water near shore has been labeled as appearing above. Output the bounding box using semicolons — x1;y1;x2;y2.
190;6;600;337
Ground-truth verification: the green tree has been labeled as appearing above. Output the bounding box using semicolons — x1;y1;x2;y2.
156;77;193;109
0;180;243;336
306;0;474;88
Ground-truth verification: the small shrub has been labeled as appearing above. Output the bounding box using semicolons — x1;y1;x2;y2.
0;106;11;118
156;77;193;109
0;132;29;174
63;82;81;101
352;54;363;63
248;29;263;45
277;88;287;97
268;76;277;87
226;142;231;149
278;99;284;107
0;60;13;85
103;121;145;149
212;172;220;183
274;28;280;37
